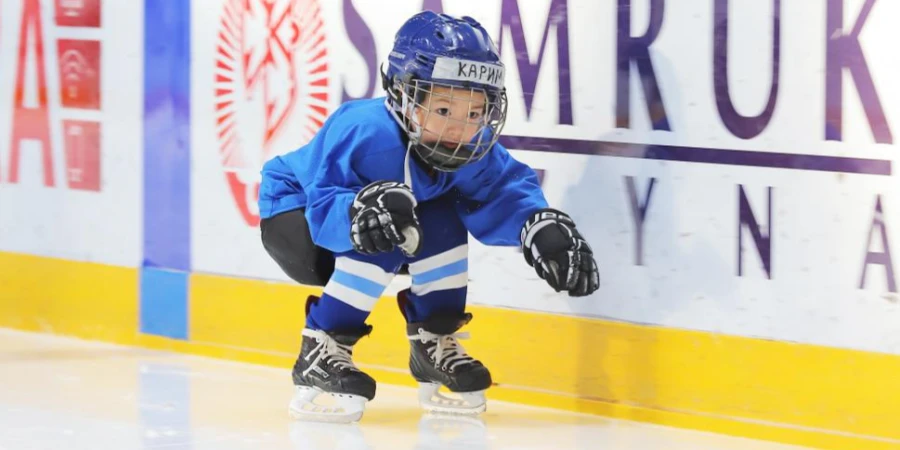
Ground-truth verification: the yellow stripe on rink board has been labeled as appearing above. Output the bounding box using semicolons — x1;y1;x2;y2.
0;252;138;343
188;273;308;354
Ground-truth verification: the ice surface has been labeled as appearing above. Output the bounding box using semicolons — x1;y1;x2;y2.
0;329;811;450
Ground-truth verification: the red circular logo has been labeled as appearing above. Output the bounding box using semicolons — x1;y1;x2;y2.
214;0;330;226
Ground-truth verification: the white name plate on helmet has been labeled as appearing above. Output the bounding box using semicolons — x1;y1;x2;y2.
431;57;505;89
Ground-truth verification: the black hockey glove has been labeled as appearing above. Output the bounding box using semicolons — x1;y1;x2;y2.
520;208;599;297
349;181;423;257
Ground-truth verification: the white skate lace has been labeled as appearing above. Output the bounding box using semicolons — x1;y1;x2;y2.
409;330;476;372
301;329;357;377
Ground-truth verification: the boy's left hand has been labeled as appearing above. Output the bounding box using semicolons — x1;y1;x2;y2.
520;209;600;297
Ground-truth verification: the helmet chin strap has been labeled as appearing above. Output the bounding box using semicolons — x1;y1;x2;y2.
401;88;423;190
404;142;414;190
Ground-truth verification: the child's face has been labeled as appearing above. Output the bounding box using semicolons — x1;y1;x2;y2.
413;85;486;150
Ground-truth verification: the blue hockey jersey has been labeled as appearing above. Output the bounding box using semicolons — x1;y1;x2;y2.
258;97;548;253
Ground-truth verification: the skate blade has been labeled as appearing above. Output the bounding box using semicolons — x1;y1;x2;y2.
417;382;487;415
288;386;367;423
420;411;486;428
289;421;367;448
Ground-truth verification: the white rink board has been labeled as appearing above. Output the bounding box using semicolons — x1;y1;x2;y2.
186;0;900;353
0;0;143;266
470;150;900;354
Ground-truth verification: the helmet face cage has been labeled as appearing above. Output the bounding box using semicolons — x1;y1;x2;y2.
391;78;508;172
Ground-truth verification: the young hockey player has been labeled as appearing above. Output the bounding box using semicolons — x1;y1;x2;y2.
258;11;600;422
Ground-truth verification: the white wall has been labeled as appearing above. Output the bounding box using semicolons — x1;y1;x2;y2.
0;0;143;267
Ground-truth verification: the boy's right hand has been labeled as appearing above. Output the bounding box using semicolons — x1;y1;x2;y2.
349;181;423;257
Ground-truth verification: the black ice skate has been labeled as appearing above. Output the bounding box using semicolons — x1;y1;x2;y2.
406;312;492;415
288;325;376;423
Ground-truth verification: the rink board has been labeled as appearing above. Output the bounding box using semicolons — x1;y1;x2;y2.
2;251;899;450
0;252;139;341
180;0;900;358
3;0;900;449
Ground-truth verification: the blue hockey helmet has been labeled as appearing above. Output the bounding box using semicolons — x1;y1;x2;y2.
382;11;508;172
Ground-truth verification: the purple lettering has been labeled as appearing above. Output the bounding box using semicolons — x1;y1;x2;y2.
859;195;896;292
421;0;444;14
826;0;892;144
713;0;781;139
616;0;669;130
498;0;573;125
341;0;377;103
738;186;773;279
625;177;657;266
